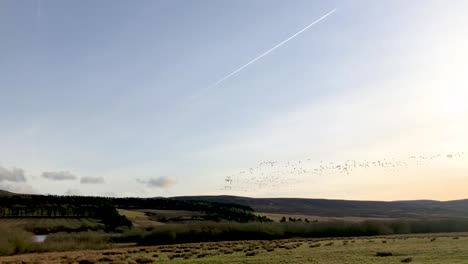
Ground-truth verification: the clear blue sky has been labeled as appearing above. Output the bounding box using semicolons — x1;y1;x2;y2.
1;0;467;200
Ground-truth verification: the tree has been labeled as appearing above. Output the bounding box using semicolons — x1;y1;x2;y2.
280;216;287;223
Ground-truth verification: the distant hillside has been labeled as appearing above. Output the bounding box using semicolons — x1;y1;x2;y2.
2;188;467;220
173;195;468;219
0;190;261;223
0;189;15;196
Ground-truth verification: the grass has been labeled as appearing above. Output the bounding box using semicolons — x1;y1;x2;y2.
118;209;148;219
117;209;208;227
257;212;393;223
31;231;112;252
135;209;205;219
117;209;164;228
0;227;112;256
4;216;468;259
2;233;468;263
0;226;33;256
112;218;468;246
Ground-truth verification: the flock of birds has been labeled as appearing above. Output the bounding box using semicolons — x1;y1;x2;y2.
223;152;466;192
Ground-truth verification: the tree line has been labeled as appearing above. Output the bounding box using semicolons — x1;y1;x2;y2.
0;194;132;229
0;194;271;226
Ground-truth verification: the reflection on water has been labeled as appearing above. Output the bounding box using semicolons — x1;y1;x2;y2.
33;235;47;243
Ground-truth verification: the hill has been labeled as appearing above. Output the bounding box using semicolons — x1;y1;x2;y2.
173;195;468;219
0;190;261;223
2;188;467;220
0;189;15;196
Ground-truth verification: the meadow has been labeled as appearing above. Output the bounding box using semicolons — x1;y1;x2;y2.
3;194;468;262
4;213;468;257
1;233;467;263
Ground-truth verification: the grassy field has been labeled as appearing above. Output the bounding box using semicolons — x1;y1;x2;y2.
256;212;394;222
117;209;162;228
135;209;205;219
119;208;393;226
117;209;208;227
1;233;468;263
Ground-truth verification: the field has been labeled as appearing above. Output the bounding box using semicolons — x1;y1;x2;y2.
118;208;403;225
1;233;468;263
256;212;394;222
117;208;387;226
117;209;161;228
117;209;208;227
116;209;197;227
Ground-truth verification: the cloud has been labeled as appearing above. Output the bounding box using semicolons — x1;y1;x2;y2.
80;176;105;184
0;166;27;182
41;171;77;181
65;189;81;196
138;176;177;188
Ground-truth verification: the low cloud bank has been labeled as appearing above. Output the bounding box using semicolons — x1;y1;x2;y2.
80;176;105;184
41;171;77;181
138;176;177;188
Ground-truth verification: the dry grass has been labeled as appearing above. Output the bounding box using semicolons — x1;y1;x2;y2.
1;233;468;263
0;226;33;256
0;228;112;256
256;212;394;223
117;209;165;228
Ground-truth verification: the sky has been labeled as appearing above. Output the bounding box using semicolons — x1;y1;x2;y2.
1;0;467;200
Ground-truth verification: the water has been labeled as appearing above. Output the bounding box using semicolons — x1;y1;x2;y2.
33;235;47;243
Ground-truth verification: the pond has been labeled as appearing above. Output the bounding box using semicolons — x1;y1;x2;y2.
33;235;48;243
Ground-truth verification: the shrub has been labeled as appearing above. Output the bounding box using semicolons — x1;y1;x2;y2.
401;257;413;263
113;219;468;247
78;259;95;264
376;251;393;257
134;256;153;263
0;226;33;256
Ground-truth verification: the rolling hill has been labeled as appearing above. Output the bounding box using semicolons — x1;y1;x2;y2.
2;188;467;219
0;189;15;196
174;195;468;219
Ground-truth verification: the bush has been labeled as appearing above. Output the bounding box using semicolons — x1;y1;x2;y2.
29;231;111;253
0;226;33;256
114;219;468;246
139;229;177;245
376;251;393;257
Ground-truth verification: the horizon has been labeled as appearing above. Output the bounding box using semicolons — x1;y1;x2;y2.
2;188;468;203
1;0;467;200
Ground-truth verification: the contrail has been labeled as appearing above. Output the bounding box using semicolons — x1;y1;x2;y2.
197;9;336;97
